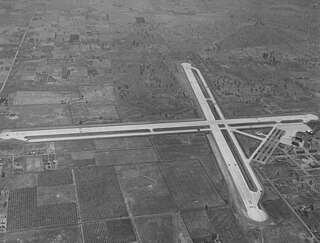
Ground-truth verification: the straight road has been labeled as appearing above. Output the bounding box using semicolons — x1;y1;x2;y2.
0;115;316;142
0;9;37;95
182;63;267;221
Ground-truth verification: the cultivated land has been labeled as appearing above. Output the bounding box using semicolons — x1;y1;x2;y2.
0;0;320;242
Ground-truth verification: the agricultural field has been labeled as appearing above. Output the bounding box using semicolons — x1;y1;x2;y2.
0;0;319;240
159;159;225;210
3;0;318;127
0;132;256;242
155;143;211;161
261;199;313;243
207;207;248;243
7;187;78;231
150;133;208;146
5;225;82;243
135;213;192;243
37;185;77;206
116;163;176;216
74;165;128;221
95;147;158;166
2;130;318;241
38;169;73;187
82;219;136;243
94;136;152;150
181;207;247;243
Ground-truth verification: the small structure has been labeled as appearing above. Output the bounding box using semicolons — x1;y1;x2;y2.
292;141;300;147
136;17;145;24
70;34;80;43
306;129;314;135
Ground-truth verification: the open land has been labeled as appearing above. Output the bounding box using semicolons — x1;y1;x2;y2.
1;128;320;242
0;0;320;242
0;134;247;242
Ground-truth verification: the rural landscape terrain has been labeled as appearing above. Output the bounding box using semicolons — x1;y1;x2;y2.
0;0;320;242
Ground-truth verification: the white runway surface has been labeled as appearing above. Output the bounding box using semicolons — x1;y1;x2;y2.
0;63;317;222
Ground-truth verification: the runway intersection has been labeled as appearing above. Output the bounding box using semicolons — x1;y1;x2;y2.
0;63;317;222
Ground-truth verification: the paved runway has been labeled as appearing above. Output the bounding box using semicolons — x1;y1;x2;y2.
0;63;317;222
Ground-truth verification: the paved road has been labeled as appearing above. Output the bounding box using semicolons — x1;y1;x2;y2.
183;63;268;222
0;62;318;222
0;114;316;142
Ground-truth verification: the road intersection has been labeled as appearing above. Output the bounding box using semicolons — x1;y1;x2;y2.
0;62;318;222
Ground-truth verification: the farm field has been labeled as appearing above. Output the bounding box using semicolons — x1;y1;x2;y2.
1;131;317;241
7;187;78;231
82;219;136;243
5;225;82;243
116;163;176;216
135;213;192;243
0;133;258;242
95;147;158;166
155;143;211;161
74;166;128;221
159;159;225;210
261;199;312;242
181;207;247;243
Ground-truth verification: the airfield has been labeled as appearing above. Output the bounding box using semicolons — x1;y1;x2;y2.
1;0;320;242
1;63;318;223
1;63;319;242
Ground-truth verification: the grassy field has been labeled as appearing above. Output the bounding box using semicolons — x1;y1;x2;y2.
262;199;298;226
262;225;310;243
13;91;79;105
10;105;72;128
95;147;158;166
198;155;230;203
155;143;211;161
69;102;120;125
239;127;273;138
159;160;225;210
233;132;262;158
0;143;24;158
94;136;152;150
150;133;207;146
4;173;37;190
260;182;280;202
54;153;74;170
255;161;302;180
74;166;128;221
25;156;42;172
54;140;96;153
116;163;176;216
207;207;247;243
